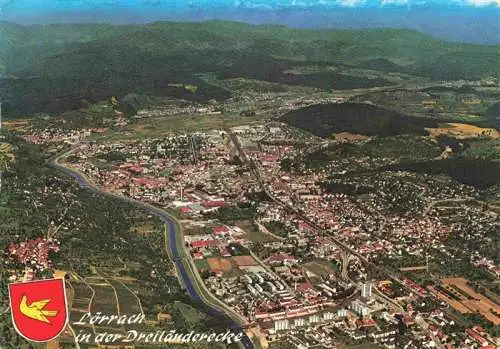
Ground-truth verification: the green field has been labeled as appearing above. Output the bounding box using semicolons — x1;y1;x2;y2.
194;259;210;270
89;284;120;317
107;278;143;315
91;113;267;141
171;301;205;325
304;259;339;277
236;220;280;243
70;281;93;311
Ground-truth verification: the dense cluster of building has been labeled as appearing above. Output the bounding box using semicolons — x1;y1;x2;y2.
17;119;499;349
6;237;60;281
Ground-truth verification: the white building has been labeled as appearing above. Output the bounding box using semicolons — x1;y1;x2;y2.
274;319;290;331
361;281;373;299
337;308;348;317
350;299;371;317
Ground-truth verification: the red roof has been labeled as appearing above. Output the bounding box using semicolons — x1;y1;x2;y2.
299;222;312;231
119;163;134;168
133;176;166;188
403;315;415;325
92;128;107;133
297;281;313;291
466;329;488;344
261;155;277;162
192;239;219;248
212;226;229;235
201;200;225;208
474;326;487;334
211;270;223;276
180;207;192;213
269;253;296;263
403;278;427;295
219;247;231;256
356;318;376;327
134;177;153;185
128;166;144;173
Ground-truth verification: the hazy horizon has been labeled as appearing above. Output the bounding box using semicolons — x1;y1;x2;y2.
1;1;499;44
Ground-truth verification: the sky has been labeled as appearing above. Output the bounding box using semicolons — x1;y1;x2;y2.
0;0;499;13
1;1;498;43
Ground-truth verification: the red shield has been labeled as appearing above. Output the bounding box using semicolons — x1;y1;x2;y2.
8;278;69;342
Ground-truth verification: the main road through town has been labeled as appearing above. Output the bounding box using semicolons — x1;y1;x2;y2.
228;131;422;297
47;145;254;349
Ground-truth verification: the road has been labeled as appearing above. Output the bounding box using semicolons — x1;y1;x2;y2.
372;285;404;312
47;145;254;349
228;132;451;348
423;196;500;216
415;315;446;349
230;133;372;269
228;131;421;298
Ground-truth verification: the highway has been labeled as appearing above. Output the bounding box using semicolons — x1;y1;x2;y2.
47;145;255;349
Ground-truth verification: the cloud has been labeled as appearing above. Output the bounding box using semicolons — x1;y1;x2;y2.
381;0;409;5
0;0;15;12
464;0;499;5
1;0;499;15
335;0;366;7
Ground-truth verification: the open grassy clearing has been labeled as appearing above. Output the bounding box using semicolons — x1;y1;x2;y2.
171;301;205;326
303;259;339;277
235;220;281;243
426;123;499;139
91;113;267;141
89;284;120;318
107;278;143;316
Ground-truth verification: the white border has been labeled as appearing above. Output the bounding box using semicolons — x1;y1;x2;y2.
7;278;69;343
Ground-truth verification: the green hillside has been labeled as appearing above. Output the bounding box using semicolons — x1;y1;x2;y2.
485;101;500;118
0;20;499;118
2;21;498;75
280;103;439;137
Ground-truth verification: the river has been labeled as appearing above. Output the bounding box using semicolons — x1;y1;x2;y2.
49;154;254;349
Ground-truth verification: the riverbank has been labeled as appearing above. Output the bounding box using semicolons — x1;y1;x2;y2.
48;146;254;349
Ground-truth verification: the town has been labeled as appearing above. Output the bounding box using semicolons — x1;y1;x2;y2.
8;113;498;349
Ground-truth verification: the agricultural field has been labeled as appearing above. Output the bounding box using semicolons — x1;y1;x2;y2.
304;260;339;278
236;220;281;243
207;257;234;272
232;255;259;268
70;281;94;311
90;283;119;317
430;278;500;325
3;120;30;133
350;86;500;126
201;256;259;277
194;259;210;270
91;113;266;141
130;221;156;236
426;123;499;139
107;278;143;316
171;301;205;327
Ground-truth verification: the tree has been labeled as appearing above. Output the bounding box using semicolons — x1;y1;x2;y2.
0;150;12;193
280;157;292;172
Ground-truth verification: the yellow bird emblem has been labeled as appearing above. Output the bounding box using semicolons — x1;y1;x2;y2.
19;294;58;323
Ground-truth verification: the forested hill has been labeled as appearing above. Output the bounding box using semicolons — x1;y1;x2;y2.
2;21;498;77
280;103;439;137
0;20;499;118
